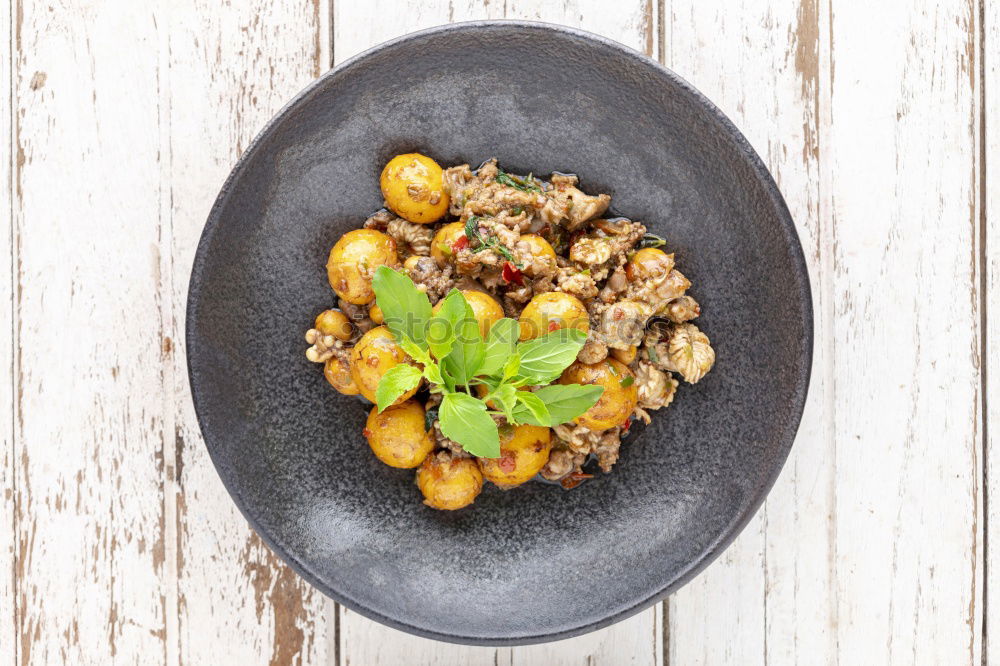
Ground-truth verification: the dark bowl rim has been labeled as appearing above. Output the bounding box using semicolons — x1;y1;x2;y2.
186;19;814;646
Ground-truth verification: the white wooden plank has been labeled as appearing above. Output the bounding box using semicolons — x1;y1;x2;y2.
664;1;834;663
823;2;982;663
12;2;168;663
163;1;334;664
1;0;15;661
983;0;998;662
333;2;661;664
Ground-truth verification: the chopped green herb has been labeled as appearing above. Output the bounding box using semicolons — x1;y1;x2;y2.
424;407;438;431
465;215;521;266
638;233;667;249
496;168;542;193
620;375;634;388
647;345;659;363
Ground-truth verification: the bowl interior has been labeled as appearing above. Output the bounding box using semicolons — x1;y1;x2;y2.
187;22;811;645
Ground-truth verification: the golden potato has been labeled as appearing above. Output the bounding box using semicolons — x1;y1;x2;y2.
323;356;359;395
478;424;552;488
611;345;637;365
369;303;384;325
518;291;590;341
516;234;557;276
558;358;638;431
327;229;398;305
380;153;450;224
416;452;483;510
314;309;353;341
403;255;423;272
364;400;434;468
625;247;675;282
349;326;418;404
433;289;503;340
430;221;467;267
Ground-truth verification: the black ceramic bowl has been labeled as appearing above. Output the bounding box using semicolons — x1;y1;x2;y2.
187;21;812;645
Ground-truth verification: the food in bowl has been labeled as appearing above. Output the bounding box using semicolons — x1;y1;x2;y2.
303;153;715;509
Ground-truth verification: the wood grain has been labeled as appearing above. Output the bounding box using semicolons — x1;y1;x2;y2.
984;0;997;661
163;2;333;664
11;2;169;662
664;1;834;662
333;2;661;664
824;1;982;663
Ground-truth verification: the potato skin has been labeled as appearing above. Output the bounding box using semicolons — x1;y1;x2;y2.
558;358;638;431
611;345;637;365
327;229;398;305
433;289;504;340
323;356;359;395
369;303;384;325
478;424;552;488
364;400;434;468
518;291;590;341
349;326;417;404
625;247;674;282
314;309;353;341
430;221;466;267
416;453;483;510
380;153;450;224
517;234;557;276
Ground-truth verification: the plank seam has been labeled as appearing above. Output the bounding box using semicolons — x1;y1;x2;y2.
979;0;989;660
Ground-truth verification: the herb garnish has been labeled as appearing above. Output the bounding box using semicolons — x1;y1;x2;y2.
495;168;542;193
372;266;604;458
465;216;522;266
638;233;667;249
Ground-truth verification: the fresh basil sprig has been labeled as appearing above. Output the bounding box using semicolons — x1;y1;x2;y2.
371;266;603;458
495;168;542;193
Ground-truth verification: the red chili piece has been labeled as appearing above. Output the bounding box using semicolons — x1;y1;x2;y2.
451;235;470;252
502;261;524;286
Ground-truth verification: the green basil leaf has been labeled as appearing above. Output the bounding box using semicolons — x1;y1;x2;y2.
398;335;445;387
441;290;486;385
374;364;422;413
510;390;552;427
428;290;467;360
439;391;500;458
372;266;432;347
478;318;519;377
528;384;605;425
515;328;588;385
502;353;521;381
491;383;518;422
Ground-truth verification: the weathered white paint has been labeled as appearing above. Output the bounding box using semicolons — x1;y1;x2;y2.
823;2;982;664
10;2;169;663
333;1;662;664
3;0;994;664
1;0;15;662
665;1;835;663
164;1;333;665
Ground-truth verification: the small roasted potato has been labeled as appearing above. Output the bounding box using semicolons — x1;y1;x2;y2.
430;221;467;267
558;358;638;431
611;345;637;365
478;424;552;488
518;291;590;341
516;234;557;276
625;247;675;282
327;229;398;305
314;309;353;341
323;356;359;395
416;452;483;510
433;289;504;340
369;303;384;325
364;400;434;468
380;153;450;224
350;326;418;404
